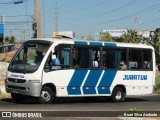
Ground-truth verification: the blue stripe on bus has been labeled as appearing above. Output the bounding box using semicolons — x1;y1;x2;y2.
74;41;88;45
98;70;117;94
67;70;88;95
83;70;102;94
89;42;102;46
104;43;116;47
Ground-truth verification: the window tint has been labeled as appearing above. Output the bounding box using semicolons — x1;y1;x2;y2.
115;49;127;70
72;46;100;69
101;48;116;69
129;49;142;70
49;45;71;70
73;47;91;68
142;50;152;70
91;48;100;68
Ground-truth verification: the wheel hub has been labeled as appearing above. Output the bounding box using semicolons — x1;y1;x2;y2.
41;91;51;102
115;91;122;100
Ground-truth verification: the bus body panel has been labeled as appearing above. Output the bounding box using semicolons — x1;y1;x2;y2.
42;70;154;97
5;38;156;99
111;71;154;95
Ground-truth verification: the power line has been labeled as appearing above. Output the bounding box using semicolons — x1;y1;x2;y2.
99;2;160;25
81;0;138;17
55;0;58;32
69;1;160;27
58;0;139;23
0;0;29;5
75;0;110;12
43;0;45;37
24;0;31;38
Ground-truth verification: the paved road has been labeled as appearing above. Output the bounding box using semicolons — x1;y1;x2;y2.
0;94;160;119
0;94;160;111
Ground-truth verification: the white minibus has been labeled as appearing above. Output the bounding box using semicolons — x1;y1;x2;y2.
5;38;156;103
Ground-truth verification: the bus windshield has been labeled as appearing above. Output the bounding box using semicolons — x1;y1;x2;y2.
8;41;51;73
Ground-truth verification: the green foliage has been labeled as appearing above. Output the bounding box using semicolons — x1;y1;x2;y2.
100;32;113;42
156;75;160;92
153;28;160;65
10;36;16;44
4;35;16;44
113;37;124;42
128;108;142;114
4;36;10;42
86;35;94;41
121;29;141;43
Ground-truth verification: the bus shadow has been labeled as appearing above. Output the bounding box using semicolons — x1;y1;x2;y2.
125;97;148;102
1;97;148;104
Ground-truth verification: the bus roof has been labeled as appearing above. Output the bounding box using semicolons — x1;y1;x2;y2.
29;38;154;49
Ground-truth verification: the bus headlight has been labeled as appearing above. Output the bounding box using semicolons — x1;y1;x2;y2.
28;79;41;83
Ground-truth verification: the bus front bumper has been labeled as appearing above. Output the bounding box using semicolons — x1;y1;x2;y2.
5;80;42;97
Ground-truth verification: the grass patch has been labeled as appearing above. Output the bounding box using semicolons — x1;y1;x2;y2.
155;75;160;92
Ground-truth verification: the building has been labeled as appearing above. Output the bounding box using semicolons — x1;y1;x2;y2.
137;30;150;38
102;29;127;38
102;29;150;38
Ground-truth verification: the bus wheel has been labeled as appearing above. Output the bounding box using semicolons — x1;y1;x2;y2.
11;93;26;103
111;87;125;102
38;87;55;104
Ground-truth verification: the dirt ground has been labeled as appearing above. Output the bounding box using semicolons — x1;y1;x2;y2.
0;75;10;98
0;50;16;63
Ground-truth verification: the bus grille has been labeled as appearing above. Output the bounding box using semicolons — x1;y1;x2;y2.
7;85;29;90
8;78;26;83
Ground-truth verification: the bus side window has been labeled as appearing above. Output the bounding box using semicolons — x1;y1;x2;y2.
115;49;127;70
101;48;116;69
129;49;143;70
72;46;91;69
49;45;71;70
72;46;100;69
91;48;100;68
142;50;152;70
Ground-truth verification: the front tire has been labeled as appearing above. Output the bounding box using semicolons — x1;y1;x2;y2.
111;87;125;102
11;93;26;103
38;87;55;104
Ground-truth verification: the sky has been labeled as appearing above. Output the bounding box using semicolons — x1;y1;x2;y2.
1;0;160;40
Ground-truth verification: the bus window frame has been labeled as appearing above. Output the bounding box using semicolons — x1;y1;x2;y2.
44;43;153;72
128;48;153;71
71;45;101;70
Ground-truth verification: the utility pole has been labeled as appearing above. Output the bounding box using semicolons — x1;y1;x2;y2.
34;0;41;38
55;0;58;34
134;17;138;31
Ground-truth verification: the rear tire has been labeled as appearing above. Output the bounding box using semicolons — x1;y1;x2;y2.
38;87;55;104
11;93;26;103
111;87;125;102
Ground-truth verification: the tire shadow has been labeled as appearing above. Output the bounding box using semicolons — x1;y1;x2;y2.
0;96;148;104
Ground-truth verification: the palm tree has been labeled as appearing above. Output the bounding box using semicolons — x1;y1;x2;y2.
122;29;140;43
100;32;113;42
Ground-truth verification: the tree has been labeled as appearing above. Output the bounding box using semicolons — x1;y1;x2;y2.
4;36;10;42
121;29;140;43
99;32;113;42
10;36;16;44
153;28;160;65
4;35;16;44
113;37;124;42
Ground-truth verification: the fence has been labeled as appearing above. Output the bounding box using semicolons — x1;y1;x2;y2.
0;44;15;53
